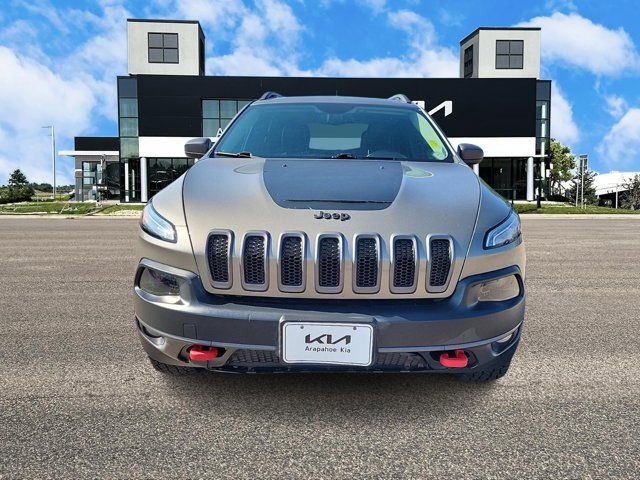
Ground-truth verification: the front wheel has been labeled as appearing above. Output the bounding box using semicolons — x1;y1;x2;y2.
148;357;199;375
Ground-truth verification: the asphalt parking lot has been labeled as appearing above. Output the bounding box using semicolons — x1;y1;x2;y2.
0;216;639;479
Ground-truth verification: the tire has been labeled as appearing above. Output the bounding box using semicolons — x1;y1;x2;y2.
459;357;512;382
149;357;199;375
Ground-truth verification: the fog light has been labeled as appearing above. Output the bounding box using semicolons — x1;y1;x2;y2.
139;267;180;296
475;275;520;302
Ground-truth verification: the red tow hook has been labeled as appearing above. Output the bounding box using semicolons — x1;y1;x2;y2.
439;349;468;368
189;345;220;362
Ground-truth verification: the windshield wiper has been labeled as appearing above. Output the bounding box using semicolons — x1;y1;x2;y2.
215;151;252;158
331;153;358;159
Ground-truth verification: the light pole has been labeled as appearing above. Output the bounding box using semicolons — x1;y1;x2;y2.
42;125;56;199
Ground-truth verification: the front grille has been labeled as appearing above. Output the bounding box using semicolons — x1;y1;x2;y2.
205;230;454;296
317;236;342;291
207;232;231;287
242;234;267;289
392;237;417;292
355;236;379;291
429;238;452;288
280;235;304;290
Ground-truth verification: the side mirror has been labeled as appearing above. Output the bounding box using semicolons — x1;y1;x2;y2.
457;143;483;166
185;137;212;159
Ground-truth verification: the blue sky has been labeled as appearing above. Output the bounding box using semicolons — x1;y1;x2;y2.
1;0;639;184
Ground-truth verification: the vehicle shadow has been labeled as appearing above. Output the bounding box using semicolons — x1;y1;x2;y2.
157;370;497;420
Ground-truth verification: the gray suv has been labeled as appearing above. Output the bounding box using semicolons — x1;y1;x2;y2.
134;93;525;381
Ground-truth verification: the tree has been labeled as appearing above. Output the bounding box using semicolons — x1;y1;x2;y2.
548;139;576;197
3;169;35;203
566;168;598;206
620;174;640;210
8;169;28;187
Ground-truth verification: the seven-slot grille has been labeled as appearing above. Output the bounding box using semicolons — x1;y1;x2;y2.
206;232;453;294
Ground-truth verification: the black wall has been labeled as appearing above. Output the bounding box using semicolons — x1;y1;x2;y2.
136;75;537;138
75;136;120;151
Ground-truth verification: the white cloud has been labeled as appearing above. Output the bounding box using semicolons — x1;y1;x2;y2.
518;12;640;76
604;95;628;119
0;47;97;183
597;108;640;169
550;83;579;145
316;9;458;78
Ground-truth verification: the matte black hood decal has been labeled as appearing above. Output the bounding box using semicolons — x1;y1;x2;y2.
263;159;403;210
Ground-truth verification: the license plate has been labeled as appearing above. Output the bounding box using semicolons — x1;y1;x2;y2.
281;322;373;366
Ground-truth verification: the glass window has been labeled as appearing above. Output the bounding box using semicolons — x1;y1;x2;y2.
496;40;524;69
119;118;138;137
463;45;474;78
148;33;163;48
118;77;137;97
202;100;219;118
148;48;164;62
496;40;510;55
215;103;453;162
119;98;138;117
164;48;178;63
202;99;254;137
220;100;237;118
496;55;510;69
203;119;220;137
536;100;549;119
148;32;179;64
120;138;138;158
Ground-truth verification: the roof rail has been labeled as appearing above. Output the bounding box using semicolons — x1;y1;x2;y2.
259;91;283;100
388;94;411;103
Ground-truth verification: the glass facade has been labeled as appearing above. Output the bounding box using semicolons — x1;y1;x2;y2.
202;98;252;137
148;158;195;198
479;158;528;200
77;161;120;202
118;77;140;202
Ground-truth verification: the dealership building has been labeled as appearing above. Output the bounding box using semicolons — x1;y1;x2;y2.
60;19;551;202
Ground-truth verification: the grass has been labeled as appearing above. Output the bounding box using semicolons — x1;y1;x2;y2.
515;203;640;214
96;204;145;215
0;201;98;215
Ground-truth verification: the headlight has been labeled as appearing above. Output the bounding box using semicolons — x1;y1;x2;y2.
140;202;176;243
138;266;180;296
484;210;521;249
475;275;520;302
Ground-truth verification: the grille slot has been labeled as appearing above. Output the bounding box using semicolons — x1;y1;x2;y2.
207;231;232;288
428;236;453;292
316;235;342;293
242;233;268;291
279;234;305;292
354;235;380;293
391;236;417;293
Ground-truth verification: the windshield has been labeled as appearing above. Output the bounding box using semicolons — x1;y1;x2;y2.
214;102;452;162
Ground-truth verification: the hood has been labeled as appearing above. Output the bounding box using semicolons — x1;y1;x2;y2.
183;157;481;299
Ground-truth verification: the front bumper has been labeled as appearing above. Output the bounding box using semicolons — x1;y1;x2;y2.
134;259;525;372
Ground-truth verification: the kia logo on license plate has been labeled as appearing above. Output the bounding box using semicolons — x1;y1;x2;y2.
305;333;352;345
